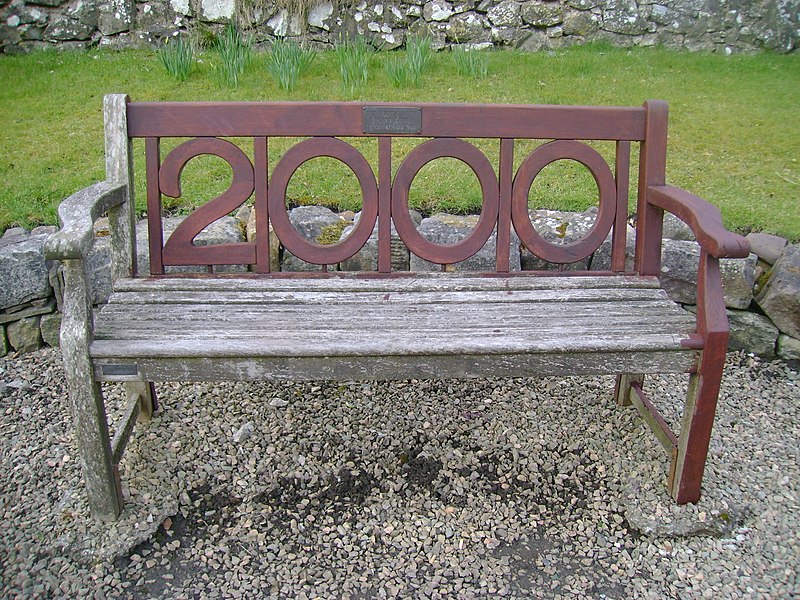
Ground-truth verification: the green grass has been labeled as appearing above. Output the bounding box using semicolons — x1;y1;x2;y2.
0;44;798;240
385;35;433;88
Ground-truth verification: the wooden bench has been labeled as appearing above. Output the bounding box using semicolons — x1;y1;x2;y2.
45;95;749;521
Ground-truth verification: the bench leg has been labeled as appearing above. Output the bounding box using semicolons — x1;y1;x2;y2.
614;373;643;406
126;381;158;422
67;379;124;520
669;349;725;504
61;258;123;520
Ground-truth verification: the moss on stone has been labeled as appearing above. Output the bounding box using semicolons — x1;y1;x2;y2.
317;219;348;245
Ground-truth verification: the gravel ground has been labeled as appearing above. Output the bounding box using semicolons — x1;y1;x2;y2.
1;348;798;599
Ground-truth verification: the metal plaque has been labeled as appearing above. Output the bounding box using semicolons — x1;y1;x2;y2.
102;363;139;376
363;107;422;134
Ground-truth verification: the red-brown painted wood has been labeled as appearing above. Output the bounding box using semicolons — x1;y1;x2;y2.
253;137;270;273
635;100;668;276
613;141;631;272
647;185;750;259
511;140;616;265
128;102;647;141
268;137;378;266
160;137;256;267
145;138;163;276
391;138;499;265
673;252;729;503
496;139;514;273
378;138;392;273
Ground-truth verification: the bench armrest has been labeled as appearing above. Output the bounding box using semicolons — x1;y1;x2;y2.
647;185;750;259
44;181;127;261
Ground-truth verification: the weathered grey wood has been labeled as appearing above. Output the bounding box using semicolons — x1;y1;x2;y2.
60;259;122;520
111;389;141;465
105;288;674;308
92;350;696;383
104;94;138;281
614;373;644;406
94;313;694;339
628;381;679;453
43;182;127;261
111;274;663;294
126;381;156;422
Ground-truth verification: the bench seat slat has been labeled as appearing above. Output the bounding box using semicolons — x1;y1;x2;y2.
112;274;662;293
94;306;690;333
105;287;672;307
91;275;696;380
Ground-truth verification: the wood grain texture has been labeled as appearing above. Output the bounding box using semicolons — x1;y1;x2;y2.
90;276;696;384
104;94;138;280
93;350;695;383
43;182;127;260
127;102;647;141
60;259;123;520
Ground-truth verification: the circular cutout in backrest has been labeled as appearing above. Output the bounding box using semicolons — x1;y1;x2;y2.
392;138;499;266
511;140;615;265
269;137;378;265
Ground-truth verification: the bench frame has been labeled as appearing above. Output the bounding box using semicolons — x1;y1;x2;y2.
45;95;749;520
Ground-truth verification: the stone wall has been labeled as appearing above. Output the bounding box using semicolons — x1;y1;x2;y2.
2;212;799;362
1;0;797;55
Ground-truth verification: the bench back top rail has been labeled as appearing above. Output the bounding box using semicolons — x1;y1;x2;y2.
123;99;667;276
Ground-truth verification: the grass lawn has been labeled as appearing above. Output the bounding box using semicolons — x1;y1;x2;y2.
0;44;798;240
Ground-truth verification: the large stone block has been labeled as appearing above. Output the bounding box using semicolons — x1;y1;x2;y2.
423;0;454;22
281;206;346;272
520;208;598;271
98;0;135;35
777;334;800;362
659;240;756;309
40;312;62;347
44;0;98;41
487;0;520;26
727;309;778;358
308;1;334;30
662;213;695;241
590;225;636;272
87;235;113;305
409;213;520;272
446;11;488;42
0;233;52;309
756;244;800;338
136;216;248;276
200;0;235;21
521;2;563;27
7;316;42;353
135;1;180;40
338;211;418;272
562;10;601;36
745;232;787;265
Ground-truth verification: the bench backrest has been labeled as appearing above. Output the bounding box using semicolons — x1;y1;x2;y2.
113;96;669;277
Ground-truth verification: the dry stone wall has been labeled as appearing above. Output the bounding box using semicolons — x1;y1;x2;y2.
1;0;797;54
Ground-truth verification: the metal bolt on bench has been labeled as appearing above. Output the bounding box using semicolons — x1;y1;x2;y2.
44;95;750;520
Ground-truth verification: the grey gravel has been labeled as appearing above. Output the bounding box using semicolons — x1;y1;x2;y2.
1;348;798;598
